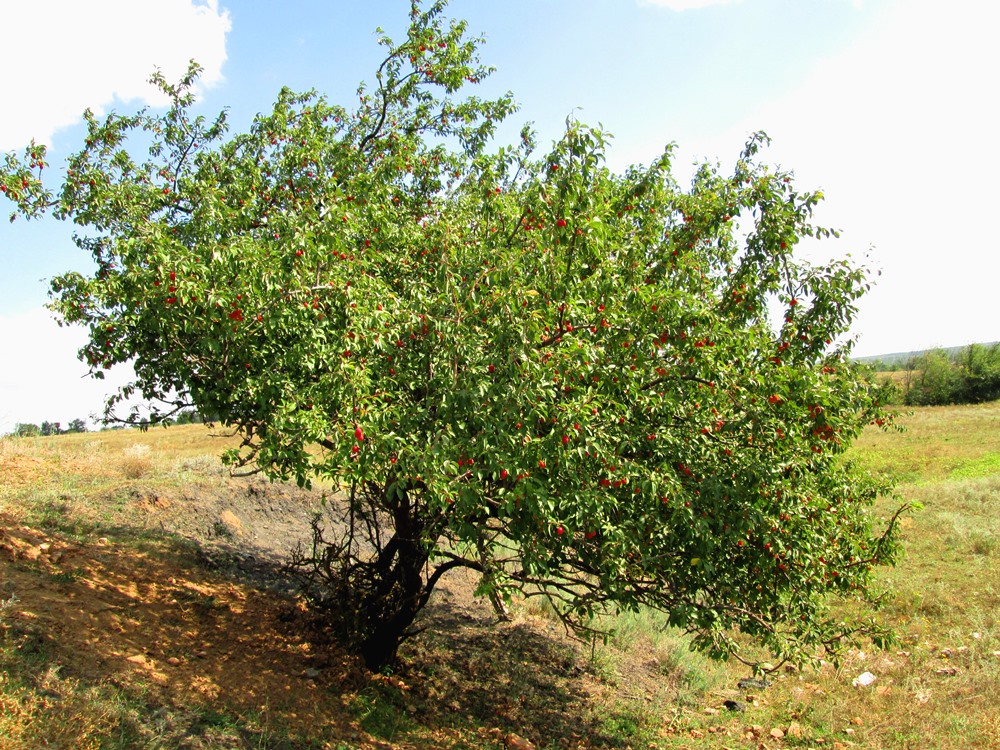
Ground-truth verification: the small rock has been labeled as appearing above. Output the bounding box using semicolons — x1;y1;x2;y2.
770;727;785;739
689;729;705;738
737;677;772;690
166;657;182;666
704;707;719;715
217;511;243;537
786;721;803;738
851;671;876;687
97;538;110;545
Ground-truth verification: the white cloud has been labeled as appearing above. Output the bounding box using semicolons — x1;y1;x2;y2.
0;0;231;152
663;0;1000;356
637;0;740;9
0;309;135;434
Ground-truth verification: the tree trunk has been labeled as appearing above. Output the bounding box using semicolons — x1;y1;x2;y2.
355;535;428;671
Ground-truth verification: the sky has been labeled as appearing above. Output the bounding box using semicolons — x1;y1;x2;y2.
0;0;997;433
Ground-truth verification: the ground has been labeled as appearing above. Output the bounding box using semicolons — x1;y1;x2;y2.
3;419;1000;749
0;436;684;749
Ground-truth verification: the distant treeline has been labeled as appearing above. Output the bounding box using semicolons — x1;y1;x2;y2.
8;409;205;438
867;343;1000;406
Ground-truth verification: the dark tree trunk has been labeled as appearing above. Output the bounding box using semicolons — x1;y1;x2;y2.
356;532;429;671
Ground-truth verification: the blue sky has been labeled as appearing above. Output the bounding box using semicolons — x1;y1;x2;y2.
1;0;997;432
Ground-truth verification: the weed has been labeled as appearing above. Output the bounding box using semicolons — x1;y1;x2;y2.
350;685;411;741
120;443;153;479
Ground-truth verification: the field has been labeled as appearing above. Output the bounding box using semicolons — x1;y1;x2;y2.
1;404;1000;749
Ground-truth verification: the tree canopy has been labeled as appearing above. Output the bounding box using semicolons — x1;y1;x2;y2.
1;0;904;671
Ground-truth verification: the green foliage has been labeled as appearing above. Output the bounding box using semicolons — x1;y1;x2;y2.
903;344;1000;406
12;423;41;437
2;0;905;671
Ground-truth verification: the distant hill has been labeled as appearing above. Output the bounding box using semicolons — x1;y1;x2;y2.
855;342;999;367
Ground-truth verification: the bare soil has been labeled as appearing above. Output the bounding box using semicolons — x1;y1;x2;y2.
0;472;670;749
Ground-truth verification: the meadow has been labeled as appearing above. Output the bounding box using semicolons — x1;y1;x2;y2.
1;403;999;749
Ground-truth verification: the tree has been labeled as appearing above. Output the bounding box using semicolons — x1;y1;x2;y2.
2;1;905;671
12;423;41;438
904;349;962;405
39;421;62;436
67;418;88;433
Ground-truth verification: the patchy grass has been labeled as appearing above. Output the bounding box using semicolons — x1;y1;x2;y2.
2;409;1000;748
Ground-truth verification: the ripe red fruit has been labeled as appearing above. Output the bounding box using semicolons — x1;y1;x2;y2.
538;460;546;469
768;394;782;404
355;426;365;442
562;435;570;445
488;363;495;373
500;469;509;479
556;219;567;228
555;525;564;536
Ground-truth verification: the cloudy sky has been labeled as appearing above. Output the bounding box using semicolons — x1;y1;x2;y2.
0;0;997;433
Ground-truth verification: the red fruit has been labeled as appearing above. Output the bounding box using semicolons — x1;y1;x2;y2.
351;444;359;455
550;164;559;171
538;460;546;469
556;219;567;228
488;363;495;373
555;525;564;536
585;531;597;539
562;435;570;445
768;394;781;404
228;309;244;322
355;426;365;442
500;469;509;480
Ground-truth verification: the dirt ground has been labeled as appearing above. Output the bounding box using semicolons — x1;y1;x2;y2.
0;471;669;749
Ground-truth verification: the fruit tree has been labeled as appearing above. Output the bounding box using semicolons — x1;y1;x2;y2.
2;1;905;671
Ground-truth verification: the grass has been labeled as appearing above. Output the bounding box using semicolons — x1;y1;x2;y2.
2;411;1000;748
